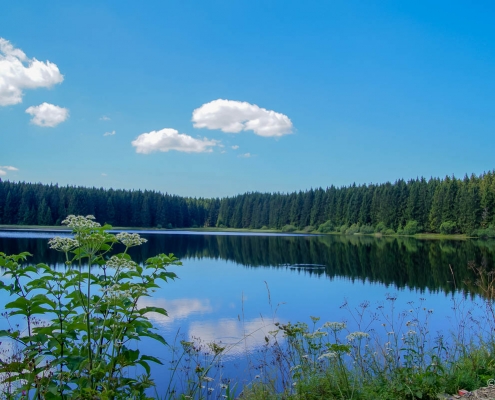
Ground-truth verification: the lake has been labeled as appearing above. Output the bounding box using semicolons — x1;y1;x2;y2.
0;230;493;396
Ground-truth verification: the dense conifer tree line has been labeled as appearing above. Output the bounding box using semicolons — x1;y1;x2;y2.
1;171;495;235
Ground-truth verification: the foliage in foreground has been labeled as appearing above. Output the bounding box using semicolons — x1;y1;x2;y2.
1;216;495;399
0;215;180;399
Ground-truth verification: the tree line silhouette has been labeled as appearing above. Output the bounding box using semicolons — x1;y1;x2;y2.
1;170;495;234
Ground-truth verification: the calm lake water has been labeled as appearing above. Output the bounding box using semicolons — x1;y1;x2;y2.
0;230;493;395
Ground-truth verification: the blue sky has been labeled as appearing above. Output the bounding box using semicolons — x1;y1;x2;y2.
1;1;495;197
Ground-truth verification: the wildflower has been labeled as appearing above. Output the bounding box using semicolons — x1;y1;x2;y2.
346;332;369;341
116;232;147;247
406;330;416;336
106;255;138;271
255;375;260;379
387;331;395;335
62;215;101;229
220;384;228;390
48;237;79;252
208;388;214;393
323;322;346;331
202;376;214;382
318;352;337;360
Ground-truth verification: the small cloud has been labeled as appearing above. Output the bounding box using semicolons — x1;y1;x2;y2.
99;115;111;121
0;165;18;171
101;173;107;176
232;145;239;150
0;38;64;106
25;102;69;127
0;165;18;177
238;152;252;158
103;130;116;136
221;150;227;154
132;128;219;154
192;99;293;137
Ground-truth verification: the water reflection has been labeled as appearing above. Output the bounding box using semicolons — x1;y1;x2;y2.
138;297;213;326
1;231;493;295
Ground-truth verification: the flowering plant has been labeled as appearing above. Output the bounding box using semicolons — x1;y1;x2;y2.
0;215;180;399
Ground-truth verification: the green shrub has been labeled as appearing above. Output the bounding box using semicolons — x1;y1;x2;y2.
302;225;316;233
359;224;374;234
345;223;360;235
401;220;421;235
317;220;334;233
440;220;457;234
282;224;297;232
474;225;495;238
339;224;349;234
375;222;387;233
384;228;396;235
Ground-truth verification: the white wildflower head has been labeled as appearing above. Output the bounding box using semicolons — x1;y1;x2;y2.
62;215;101;230
322;322;346;331
318;352;338;360
106;255;138;271
202;376;214;382
116;232;147;247
48;237;79;252
346;332;370;342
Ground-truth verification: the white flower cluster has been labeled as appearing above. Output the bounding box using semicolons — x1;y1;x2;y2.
318;351;338;360
106;255;138;271
48;237;79;252
346;332;370;341
303;330;327;339
322;322;346;331
62;215;101;229
116;232;147;247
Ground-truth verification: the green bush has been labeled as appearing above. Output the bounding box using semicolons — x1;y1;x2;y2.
401;220;421;235
317;220;334;233
359;224;374;234
384;228;396;235
440;220;457;234
474;225;495;238
282;224;297;232
345;223;360;235
339;224;349;234
302;225;316;233
375;222;387;233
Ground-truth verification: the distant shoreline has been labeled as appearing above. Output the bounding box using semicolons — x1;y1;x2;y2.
0;224;472;240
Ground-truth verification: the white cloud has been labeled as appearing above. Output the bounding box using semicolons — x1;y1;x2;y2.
99;115;110;121
0;165;19;177
25;102;69;127
238;152;252;158
103;130;115;136
132;128;219;154
188;318;283;357
137;297;212;326
192;99;293;137
0;165;18;171
232;145;239;150
101;173;107;176
0;38;64;106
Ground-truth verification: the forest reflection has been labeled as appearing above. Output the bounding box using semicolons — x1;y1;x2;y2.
1;232;494;296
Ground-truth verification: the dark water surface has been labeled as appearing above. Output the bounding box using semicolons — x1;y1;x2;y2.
0;231;493;395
